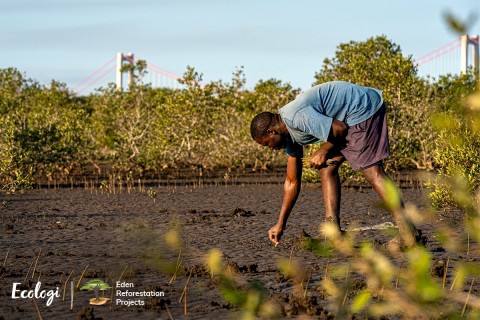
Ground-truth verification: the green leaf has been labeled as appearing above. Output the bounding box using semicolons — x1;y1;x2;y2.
350;290;372;313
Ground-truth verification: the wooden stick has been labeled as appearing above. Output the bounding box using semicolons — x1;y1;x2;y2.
450;262;463;291
168;258;183;285
3;246;10;268
129;265;134;282
461;278;475;317
63;269;74;301
105;270;114;283
467;233;470;256
70;280;74;311
442;256;450;289
76;264;90;289
179;269;193;304
184;283;188;315
37;269;42;283
324;259;331;280
165;303;174;320
395;262;403;289
304;269;312;298
342;265;351;306
32;248;42;279
342;289;350;307
118;265;129;283
288;246;294;267
32;293;43;320
25;259;35;282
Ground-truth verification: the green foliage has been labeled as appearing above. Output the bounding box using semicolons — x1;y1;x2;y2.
428;86;480;210
87;70;159;169
427;73;477;112
0;38;477;191
313;35;437;171
406;247;443;302
84;65;295;173
309;216;479;319
314;35;420;105
0;116;33;193
0;69;87;191
206;249;280;319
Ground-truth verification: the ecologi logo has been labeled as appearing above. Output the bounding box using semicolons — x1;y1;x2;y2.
80;279;111;305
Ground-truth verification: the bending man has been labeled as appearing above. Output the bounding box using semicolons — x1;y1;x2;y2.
250;81;419;248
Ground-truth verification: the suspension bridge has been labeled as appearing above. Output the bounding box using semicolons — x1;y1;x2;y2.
73;34;479;95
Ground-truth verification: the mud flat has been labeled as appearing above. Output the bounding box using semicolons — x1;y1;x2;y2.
0;179;478;319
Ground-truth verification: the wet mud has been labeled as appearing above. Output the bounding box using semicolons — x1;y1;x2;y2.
0;179;478;319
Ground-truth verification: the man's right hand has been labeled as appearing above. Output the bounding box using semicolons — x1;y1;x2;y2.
309;149;329;169
268;223;284;246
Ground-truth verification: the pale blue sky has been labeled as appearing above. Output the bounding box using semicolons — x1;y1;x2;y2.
1;0;479;93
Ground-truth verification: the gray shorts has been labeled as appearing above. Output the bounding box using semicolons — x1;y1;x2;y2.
340;103;390;170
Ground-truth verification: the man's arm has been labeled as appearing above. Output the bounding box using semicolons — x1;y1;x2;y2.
268;151;303;245
309;119;348;168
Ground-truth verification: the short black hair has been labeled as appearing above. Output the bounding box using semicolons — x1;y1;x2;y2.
250;112;276;139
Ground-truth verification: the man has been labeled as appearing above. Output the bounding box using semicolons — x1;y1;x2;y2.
250;81;419;248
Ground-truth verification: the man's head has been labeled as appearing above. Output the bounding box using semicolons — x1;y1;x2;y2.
250;112;287;150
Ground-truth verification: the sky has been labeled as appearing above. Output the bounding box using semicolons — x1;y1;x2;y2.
1;0;479;94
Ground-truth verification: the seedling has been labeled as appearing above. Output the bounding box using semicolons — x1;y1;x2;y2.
76;264;90;289
32;248;42;279
168;249;183;284
461;278;475;317
147;188;157;202
442;256;450;289
118;265;129;283
25;259;35;282
62;269;74;301
3;246;10;268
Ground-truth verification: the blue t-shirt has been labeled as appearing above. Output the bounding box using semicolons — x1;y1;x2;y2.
279;81;383;156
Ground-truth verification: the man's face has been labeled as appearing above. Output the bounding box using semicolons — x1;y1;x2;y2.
254;131;286;150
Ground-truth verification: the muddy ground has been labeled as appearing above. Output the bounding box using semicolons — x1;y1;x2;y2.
0;174;478;319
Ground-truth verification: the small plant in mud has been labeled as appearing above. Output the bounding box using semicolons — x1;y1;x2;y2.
206;249;282;319
147;187;157;201
305;176;480;319
80;279;112;305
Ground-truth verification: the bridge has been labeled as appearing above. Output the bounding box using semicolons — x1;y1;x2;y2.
73;34;480;95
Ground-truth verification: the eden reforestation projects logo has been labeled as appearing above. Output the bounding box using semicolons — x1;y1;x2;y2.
80;279;111;305
81;279;165;307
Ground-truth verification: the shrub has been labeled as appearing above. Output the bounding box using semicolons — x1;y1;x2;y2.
428;85;480;210
312;35;436;171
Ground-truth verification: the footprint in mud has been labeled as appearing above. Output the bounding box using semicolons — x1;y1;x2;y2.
239;263;258;273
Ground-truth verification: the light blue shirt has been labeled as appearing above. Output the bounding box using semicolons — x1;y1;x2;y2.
279;81;383;156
